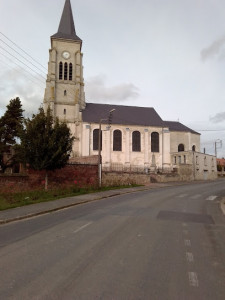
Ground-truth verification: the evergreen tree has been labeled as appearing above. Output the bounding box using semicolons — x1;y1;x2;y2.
18;107;74;189
0;97;24;173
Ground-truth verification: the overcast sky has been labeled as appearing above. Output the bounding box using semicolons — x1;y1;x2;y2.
0;0;224;157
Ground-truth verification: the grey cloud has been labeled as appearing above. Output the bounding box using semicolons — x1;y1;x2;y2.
85;74;139;103
0;68;44;117
210;112;225;123
201;35;225;61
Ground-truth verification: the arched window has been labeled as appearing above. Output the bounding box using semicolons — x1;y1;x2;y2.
178;144;184;152
151;132;159;152
59;62;63;80
132;131;141;152
64;62;68;80
69;63;73;81
192;145;196;151
113;130;122;151
93;129;102;151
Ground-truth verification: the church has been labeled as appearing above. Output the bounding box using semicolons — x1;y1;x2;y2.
44;0;216;180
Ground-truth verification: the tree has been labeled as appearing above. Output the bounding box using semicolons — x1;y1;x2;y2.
17;107;75;189
0;97;24;173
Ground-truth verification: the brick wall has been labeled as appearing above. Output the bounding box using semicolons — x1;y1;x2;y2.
0;164;98;192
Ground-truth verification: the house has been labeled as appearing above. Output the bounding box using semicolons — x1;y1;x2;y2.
43;0;217;181
217;158;225;176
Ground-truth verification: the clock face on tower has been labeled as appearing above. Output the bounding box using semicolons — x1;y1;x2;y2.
62;51;70;59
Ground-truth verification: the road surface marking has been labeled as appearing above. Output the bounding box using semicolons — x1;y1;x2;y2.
190;194;201;199
186;252;194;262
188;272;199;287
178;194;188;198
184;239;191;247
73;222;92;234
206;195;217;201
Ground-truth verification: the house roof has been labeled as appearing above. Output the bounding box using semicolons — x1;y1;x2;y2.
51;0;82;42
217;158;225;166
164;121;200;135
82;103;165;127
82;103;199;134
83;103;163;127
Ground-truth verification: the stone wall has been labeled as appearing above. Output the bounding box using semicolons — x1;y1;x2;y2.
69;155;98;165
102;172;150;186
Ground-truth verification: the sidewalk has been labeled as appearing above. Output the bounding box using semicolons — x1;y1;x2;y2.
0;181;224;224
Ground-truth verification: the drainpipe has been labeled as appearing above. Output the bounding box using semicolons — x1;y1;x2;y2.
162;127;164;172
193;151;195;180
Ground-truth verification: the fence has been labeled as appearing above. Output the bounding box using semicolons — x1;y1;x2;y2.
103;163;174;174
103;163;148;174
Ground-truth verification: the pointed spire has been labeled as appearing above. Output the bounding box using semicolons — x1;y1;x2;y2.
51;0;81;41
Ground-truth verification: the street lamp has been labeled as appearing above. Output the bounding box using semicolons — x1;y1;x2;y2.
98;109;115;188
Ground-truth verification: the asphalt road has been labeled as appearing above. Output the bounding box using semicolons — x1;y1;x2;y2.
0;180;225;299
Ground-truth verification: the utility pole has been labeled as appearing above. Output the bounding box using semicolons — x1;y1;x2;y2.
98;109;115;188
215;139;222;157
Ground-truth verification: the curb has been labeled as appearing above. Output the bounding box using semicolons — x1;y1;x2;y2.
0;186;152;225
1;180;224;225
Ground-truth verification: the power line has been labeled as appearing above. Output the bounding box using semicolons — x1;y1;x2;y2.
0;31;87;102
0;58;45;88
0;45;46;80
0;31;47;71
0;38;46;74
0;51;45;85
0;32;89;105
197;129;225;132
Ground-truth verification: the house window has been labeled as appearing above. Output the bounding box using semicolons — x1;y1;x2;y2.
69;63;73;80
196;156;198;165
59;62;63;80
113;130;122;151
151;132;159;152
63;109;66;115
64;90;67;96
184;155;186;164
132;131;141;152
178;144;184;152
64;62;68;80
192;145;196;151
178;156;181;164
204;156;207;166
93;129;102;151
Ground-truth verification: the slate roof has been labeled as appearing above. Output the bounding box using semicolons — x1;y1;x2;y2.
82;103;165;127
51;0;82;42
82;103;199;135
164;121;200;135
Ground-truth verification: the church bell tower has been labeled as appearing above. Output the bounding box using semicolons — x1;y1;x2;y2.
43;0;85;123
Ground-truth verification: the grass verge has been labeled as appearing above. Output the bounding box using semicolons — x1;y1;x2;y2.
0;184;140;211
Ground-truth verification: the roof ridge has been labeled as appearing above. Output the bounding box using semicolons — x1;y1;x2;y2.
86;102;155;109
